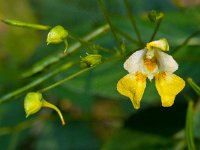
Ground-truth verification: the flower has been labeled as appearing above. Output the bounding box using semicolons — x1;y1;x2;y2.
117;38;185;109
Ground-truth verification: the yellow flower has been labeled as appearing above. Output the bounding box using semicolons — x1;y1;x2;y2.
117;38;185;109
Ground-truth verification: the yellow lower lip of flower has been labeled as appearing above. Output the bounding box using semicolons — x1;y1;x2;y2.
117;72;147;109
155;72;185;107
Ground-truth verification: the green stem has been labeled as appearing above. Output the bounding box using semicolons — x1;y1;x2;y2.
42;100;65;125
98;0;121;52
185;96;196;150
1;19;51;30
112;26;141;47
68;34;114;54
39;67;92;93
67;24;110;54
0;62;76;104
123;0;143;45
149;19;162;42
63;39;69;53
187;78;200;96
173;30;200;53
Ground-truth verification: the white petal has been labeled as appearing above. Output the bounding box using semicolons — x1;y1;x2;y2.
156;50;178;73
124;49;146;73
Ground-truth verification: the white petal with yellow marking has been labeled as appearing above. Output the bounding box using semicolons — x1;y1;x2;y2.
155;72;185;107
124;49;146;73
117;72;147;109
156;50;178;73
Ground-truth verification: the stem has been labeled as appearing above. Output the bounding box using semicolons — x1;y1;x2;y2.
39;67;92;93
42;100;65;125
187;78;200;96
68;34;114;54
98;0;121;52
123;0;143;45
149;19;162;42
173;30;200;53
112;26;140;46
185;95;196;150
63;39;68;53
1;19;51;30
0;62;76;104
67;24;110;54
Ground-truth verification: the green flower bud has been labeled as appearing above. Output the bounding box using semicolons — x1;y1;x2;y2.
24;92;43;118
148;10;164;22
24;92;66;125
47;25;68;44
80;53;102;68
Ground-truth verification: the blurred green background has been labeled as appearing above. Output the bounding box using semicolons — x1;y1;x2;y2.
0;0;200;149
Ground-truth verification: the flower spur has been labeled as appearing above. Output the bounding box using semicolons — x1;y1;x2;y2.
117;38;185;109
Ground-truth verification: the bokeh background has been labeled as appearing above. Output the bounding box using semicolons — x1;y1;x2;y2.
0;0;200;149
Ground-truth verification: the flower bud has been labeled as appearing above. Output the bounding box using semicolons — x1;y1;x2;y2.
24;92;66;125
24;92;43;118
148;10;164;22
146;38;169;51
47;25;68;44
80;54;102;68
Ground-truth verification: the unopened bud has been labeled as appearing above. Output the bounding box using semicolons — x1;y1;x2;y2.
24;92;43;118
47;25;68;44
148;10;164;22
80;54;102;68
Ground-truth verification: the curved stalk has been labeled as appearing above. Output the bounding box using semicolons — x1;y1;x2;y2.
42;100;65;125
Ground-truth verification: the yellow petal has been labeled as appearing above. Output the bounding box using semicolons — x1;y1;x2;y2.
155;72;185;107
117;72;147;109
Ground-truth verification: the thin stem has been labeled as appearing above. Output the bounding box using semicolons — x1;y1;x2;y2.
98;0;121;52
39;67;92;93
1;19;51;30
66;24;110;54
184;95;196;150
149;19;162;42
173;30;200;53
123;0;143;45
0;62;76;104
187;78;200;96
42;100;65;125
112;26;140;46
63;39;68;53
68;34;114;54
